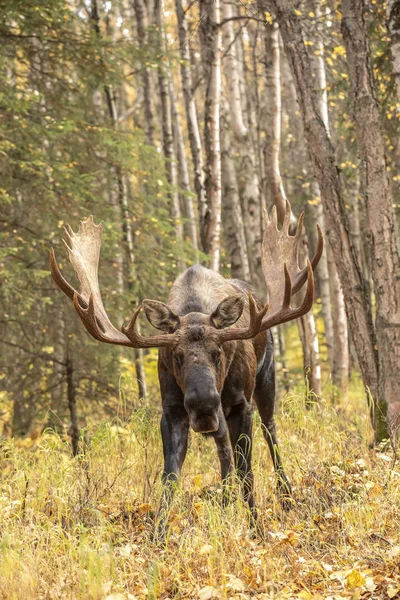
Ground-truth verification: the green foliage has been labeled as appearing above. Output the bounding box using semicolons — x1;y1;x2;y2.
0;0;195;437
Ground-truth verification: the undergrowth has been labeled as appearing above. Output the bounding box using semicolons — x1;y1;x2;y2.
0;385;399;599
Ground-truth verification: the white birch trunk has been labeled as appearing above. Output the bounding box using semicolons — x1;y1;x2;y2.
175;0;207;246
203;0;222;271
221;106;251;281
154;0;184;270
310;0;348;396
170;82;199;255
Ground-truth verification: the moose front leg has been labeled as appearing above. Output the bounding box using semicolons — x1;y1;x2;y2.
152;405;189;544
227;402;258;527
213;412;234;506
254;351;292;508
153;363;189;545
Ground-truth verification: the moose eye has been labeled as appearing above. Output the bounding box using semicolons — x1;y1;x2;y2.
174;352;184;367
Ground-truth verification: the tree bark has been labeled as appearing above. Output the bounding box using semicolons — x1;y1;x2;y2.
201;0;222;271
133;0;157;145
260;20;288;223
342;0;400;440
308;0;348;396
269;0;379;426
92;0;147;400
66;353;79;456
154;0;185;270
220;107;251;281
387;0;400;104
258;4;322;396
170;82;199;254
223;1;263;287
175;0;207;248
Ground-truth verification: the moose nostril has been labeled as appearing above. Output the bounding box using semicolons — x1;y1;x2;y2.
184;390;220;413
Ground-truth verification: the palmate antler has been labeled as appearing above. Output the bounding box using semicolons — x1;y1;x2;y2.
51;206;322;348
50;216;176;348
218;201;323;343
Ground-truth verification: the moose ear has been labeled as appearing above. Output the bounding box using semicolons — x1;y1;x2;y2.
210;294;245;329
142;300;180;333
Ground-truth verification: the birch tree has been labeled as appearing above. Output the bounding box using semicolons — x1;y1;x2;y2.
92;0;147;400
133;0;157;146
201;0;222;271
154;0;184;270
175;0;207;248
268;0;392;440
342;0;400;439
222;0;263;287
308;0;349;396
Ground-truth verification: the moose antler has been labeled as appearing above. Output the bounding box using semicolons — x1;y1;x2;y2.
218;201;323;342
50;216;176;348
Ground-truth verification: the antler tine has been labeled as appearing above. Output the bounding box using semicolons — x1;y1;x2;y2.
291;221;323;294
121;305;177;348
73;291;107;342
50;247;80;303
271;205;278;229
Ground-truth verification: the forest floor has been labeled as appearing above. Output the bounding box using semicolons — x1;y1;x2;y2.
0;379;400;600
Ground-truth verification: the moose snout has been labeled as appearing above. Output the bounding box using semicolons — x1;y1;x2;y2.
184;389;220;434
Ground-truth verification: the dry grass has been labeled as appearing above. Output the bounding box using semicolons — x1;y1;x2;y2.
0;384;399;600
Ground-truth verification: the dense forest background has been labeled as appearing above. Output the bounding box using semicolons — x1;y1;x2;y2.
1;1;400;598
1;0;400;446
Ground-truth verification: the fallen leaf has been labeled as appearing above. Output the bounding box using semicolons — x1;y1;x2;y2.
346;569;366;590
198;586;220;600
387;585;400;599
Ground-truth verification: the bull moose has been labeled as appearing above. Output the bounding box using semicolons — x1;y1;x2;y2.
50;201;322;540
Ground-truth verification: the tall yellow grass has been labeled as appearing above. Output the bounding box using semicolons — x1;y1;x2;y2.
0;380;399;599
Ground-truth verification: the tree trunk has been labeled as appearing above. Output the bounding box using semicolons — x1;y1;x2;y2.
342;0;400;440
154;0;184;270
308;0;348;396
133;0;157;145
258;5;322;396
387;0;400;104
202;0;222;271
269;0;379;430
222;0;263;287
260;20;288;223
66;353;79;456
46;308;67;432
328;244;349;396
175;0;207;248
220;108;251;281
170;82;199;254
92;0;147;400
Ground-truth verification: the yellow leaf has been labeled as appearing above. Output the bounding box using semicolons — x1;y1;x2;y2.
387;585;400;599
333;45;346;56
138;503;152;514
346;570;366;590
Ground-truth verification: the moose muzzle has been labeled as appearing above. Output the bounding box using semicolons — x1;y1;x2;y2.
184;388;220;434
